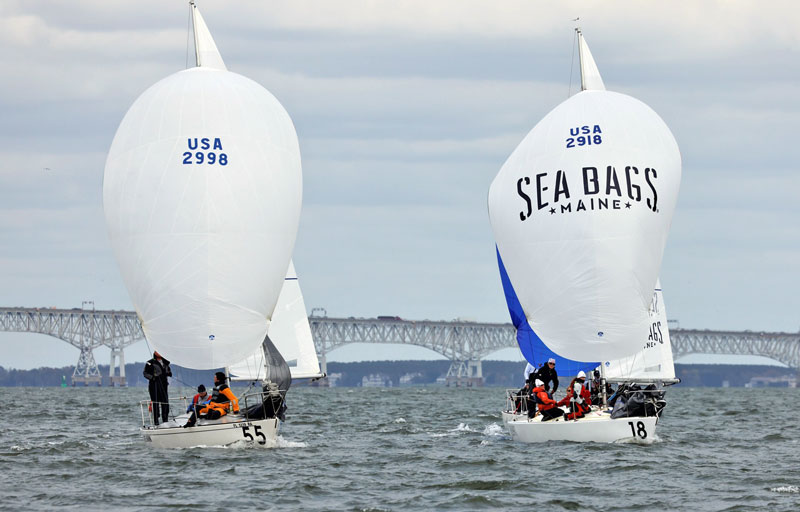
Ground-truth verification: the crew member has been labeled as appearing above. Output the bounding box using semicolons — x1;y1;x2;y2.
533;378;563;422
514;376;536;418
184;372;239;428
534;358;559;395
590;369;613;404
186;384;210;413
558;371;592;420
143;351;172;426
523;362;536;383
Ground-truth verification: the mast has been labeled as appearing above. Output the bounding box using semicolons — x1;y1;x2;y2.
190;1;199;67
600;363;608;409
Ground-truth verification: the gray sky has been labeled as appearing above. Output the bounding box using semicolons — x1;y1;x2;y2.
1;1;798;369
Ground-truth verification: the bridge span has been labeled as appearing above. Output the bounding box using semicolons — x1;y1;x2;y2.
1;307;798;385
308;317;800;384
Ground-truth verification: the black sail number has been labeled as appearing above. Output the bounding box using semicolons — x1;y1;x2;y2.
241;424;267;445
628;421;648;439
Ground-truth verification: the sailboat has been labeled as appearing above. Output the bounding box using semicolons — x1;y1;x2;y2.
103;2;305;448
489;29;681;443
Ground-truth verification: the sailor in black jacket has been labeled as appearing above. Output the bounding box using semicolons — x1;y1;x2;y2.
143;351;172;425
533;358;559;395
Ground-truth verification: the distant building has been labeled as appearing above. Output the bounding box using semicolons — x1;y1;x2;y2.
745;375;797;388
361;373;393;387
399;372;422;386
327;373;342;387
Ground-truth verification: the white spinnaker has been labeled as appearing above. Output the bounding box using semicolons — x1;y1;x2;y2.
604;280;676;380
488;35;681;362
103;6;301;369
229;261;322;380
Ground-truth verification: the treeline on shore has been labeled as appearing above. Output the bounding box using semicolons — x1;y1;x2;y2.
0;361;795;387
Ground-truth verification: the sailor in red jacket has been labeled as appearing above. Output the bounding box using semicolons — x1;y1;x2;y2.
558;371;592;420
533;379;564;422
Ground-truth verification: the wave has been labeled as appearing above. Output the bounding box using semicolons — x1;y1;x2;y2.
482;423;505;437
770;486;799;493
429;422;477;438
275;436;308;449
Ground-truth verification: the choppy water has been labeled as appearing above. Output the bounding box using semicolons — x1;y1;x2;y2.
1;386;798;511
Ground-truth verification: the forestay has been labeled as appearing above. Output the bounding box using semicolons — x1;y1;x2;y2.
103;4;302;369
488;32;681;362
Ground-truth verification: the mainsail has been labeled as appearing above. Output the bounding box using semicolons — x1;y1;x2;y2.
488;30;681;362
103;3;302;369
604;279;676;380
229;261;322;381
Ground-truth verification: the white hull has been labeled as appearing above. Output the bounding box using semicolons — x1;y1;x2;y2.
142;415;280;449
501;410;525;426
505;409;658;443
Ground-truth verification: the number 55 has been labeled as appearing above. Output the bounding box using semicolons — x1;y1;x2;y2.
241;424;267;444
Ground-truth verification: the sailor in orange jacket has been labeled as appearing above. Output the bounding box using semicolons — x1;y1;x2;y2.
533;379;564;422
184;372;239;428
558;371;591;420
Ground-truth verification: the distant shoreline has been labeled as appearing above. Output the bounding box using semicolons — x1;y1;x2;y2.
0;361;794;388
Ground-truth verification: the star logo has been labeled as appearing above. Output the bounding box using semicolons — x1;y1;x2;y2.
625;202;632;209
549;207;556;215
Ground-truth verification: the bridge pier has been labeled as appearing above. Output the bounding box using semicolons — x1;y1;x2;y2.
445;359;484;387
109;347;127;387
72;344;102;386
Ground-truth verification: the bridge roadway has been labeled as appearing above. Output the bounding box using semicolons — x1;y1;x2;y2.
1;307;798;385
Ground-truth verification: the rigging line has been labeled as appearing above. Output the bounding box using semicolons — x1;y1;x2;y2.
186;7;192;69
568;28;577;97
170;370;198;389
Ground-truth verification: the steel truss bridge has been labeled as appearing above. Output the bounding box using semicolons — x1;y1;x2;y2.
0;308;142;385
1;307;798;385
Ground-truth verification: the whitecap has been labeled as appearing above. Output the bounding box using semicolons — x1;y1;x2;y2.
614;433;660;445
275;436;308;448
428;422;477;438
771;486;799;493
394;418;407;423
482;423;505;436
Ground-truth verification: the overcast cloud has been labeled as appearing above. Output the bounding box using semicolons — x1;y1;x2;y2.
1;1;798;368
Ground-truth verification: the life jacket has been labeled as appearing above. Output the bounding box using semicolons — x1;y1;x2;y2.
207;384;239;414
580;386;592;406
211;383;230;404
533;386;555;411
570;381;588;405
